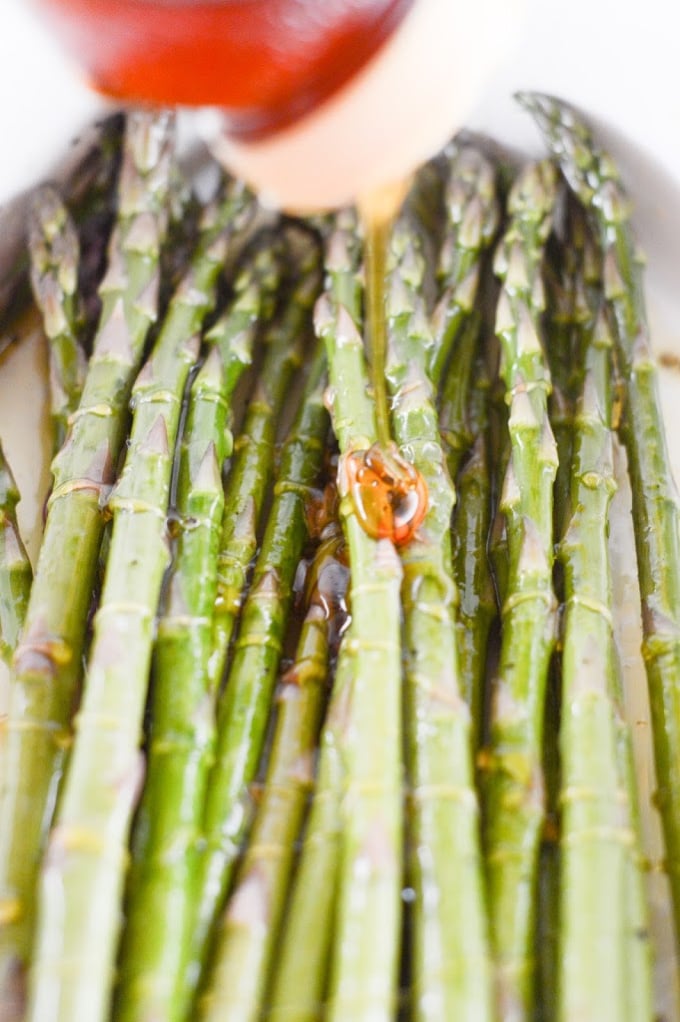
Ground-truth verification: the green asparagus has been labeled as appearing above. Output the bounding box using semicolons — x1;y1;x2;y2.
549;192;652;1021
114;250;271;1022
315;210;404;1022
439;312;483;482
534;667;560;1022
28;186;87;452
483;160;559;1020
0;113;125;345
207;229;317;694
0;93;675;1022
532;195;576;1022
519;90;680;949
385;205;493;1021
198;529;348;1022
0;110;176;1019
430;143;499;388
266;649;352;1022
451;347;496;747
558;297;644;1021
266;217;366;1022
0;445;31;666
26;177;254;1022
187;330;328;1015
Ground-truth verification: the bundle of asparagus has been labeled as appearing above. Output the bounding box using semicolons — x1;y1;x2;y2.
0;94;677;1022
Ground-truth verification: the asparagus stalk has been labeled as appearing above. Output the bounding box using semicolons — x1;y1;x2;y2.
544;193;601;537
532;197;577;1022
266;647;353;1022
198;530;349;1022
430;143;499;388
113;251;270;1022
187;328;328;1013
451;349;496;747
548;195;650;1017
0;110;176;1017
314;210;404;1022
400;157;447;305
439;311;482;483
0;444;31;665
27;186;87;451
483;160;559;1021
265;218;366;1022
534;665;560;1022
71;116;126;345
26;177;254;1022
385;207;493;1020
486;332;511;618
207;229;317;693
519;90;680;947
558;297;653;1021
612;689;654;1022
0;113;125;346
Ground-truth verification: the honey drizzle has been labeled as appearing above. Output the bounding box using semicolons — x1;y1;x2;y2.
342;181;429;548
358;181;409;449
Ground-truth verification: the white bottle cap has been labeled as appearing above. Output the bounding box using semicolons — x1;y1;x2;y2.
206;0;527;211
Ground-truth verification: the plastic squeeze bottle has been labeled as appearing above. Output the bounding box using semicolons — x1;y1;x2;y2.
31;0;525;211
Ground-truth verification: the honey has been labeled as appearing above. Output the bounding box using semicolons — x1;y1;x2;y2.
349;183;429;546
343;442;427;547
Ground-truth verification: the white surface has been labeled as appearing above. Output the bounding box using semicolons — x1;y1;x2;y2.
0;2;104;200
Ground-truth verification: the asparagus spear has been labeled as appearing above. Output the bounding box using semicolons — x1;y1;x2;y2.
26;177;254;1022
198;529;349;1022
0;442;28;861
207;229;317;693
72;116;126;346
451;349;496;747
385;207;493;1020
544;195;650;1017
430;143;499;388
483;160;559;1021
611;687;654;1022
266;218;366;1022
519;90;680;947
439;312;482;482
544;192;603;534
0;110;176;1018
534;666;560;1022
0;444;31;666
266;645;353;1022
28;186;87;452
557;298;653;1021
314;210;404;1022
485;328;511;618
0;113;125;346
114;250;271;1022
532;195;577;1022
187;327;328;1014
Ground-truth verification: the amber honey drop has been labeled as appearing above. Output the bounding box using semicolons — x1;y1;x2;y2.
343;442;427;547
